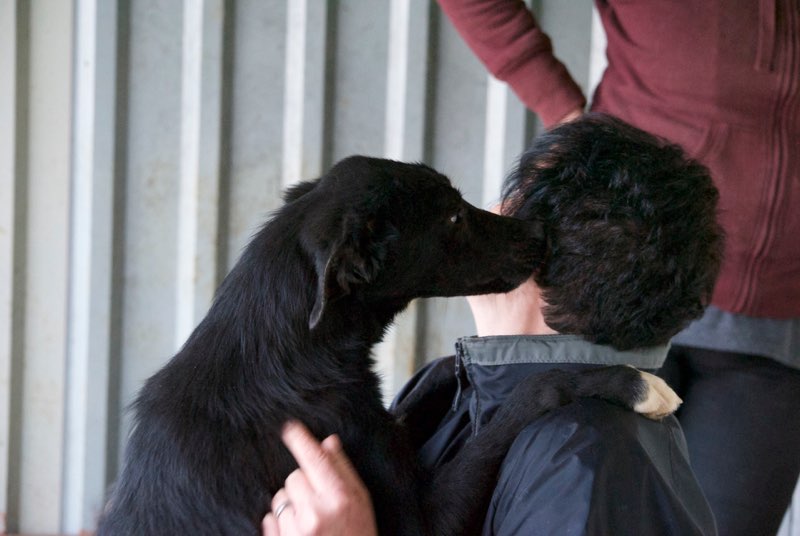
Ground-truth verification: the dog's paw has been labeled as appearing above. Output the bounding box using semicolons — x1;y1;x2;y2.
633;371;682;420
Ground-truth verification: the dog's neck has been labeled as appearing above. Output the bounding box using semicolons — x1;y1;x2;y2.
182;231;406;390
316;294;408;341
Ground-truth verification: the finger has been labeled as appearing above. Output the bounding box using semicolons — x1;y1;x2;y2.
275;499;300;536
271;488;290;513
271;490;297;535
319;434;361;487
282;421;342;490
262;513;279;536
320;434;347;469
284;468;315;505
320;433;341;452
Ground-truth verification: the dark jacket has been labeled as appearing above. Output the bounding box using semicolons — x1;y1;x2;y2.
436;0;800;318
393;335;718;535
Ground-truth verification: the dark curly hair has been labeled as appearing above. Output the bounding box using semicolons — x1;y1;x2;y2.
501;114;724;350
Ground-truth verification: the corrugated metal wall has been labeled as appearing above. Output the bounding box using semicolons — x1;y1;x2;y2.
0;1;796;534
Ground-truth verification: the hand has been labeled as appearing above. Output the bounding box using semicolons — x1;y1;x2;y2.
262;421;378;536
556;108;583;125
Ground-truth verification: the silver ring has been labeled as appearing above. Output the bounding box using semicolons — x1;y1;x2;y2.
274;500;292;519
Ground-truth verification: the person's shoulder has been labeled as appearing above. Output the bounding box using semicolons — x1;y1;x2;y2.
390;355;456;414
484;400;641;534
507;398;668;466
485;401;716;536
390;356;461;449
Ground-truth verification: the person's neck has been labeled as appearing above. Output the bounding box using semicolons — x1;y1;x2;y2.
467;279;559;337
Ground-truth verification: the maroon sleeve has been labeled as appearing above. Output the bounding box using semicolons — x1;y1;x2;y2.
437;0;586;127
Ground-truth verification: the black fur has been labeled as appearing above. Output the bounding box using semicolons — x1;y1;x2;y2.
97;156;653;535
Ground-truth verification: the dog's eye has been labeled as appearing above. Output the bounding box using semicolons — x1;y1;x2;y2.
449;213;460;224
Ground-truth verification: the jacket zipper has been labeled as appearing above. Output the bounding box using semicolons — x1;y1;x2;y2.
452;340;464;412
737;1;799;310
755;0;777;71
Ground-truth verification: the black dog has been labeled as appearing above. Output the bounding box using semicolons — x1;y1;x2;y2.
97;157;676;535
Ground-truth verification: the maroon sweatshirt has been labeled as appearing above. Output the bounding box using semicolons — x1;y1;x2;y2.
438;0;800;318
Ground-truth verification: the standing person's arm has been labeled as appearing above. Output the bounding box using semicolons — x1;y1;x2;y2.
437;0;585;126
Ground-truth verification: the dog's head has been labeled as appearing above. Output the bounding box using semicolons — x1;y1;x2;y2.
287;156;544;330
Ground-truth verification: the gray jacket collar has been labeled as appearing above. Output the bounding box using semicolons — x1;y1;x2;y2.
456;334;669;370
452;335;669;435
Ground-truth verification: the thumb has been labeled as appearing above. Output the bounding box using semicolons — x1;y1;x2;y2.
320;434;353;473
320;434;365;490
320;433;343;454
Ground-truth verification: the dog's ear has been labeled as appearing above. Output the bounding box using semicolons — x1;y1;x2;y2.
309;212;398;330
282;178;321;204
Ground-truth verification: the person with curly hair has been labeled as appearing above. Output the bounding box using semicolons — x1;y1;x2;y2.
264;114;723;536
436;3;800;533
